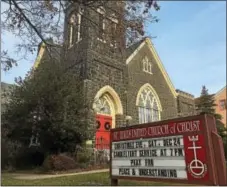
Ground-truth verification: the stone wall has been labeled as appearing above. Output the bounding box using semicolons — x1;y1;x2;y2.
126;43;178;125
61;2;195;131
83;49;126;129
176;89;196;117
62;2;127;142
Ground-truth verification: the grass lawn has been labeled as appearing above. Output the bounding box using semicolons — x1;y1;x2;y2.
1;172;193;186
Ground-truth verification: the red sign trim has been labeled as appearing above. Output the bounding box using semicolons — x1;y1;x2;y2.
110;114;224;186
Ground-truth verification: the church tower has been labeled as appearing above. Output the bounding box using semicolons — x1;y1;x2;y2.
63;1;127;146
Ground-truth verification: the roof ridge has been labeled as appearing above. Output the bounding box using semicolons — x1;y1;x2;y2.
215;85;226;96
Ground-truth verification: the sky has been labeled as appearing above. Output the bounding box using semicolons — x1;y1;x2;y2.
1;1;226;97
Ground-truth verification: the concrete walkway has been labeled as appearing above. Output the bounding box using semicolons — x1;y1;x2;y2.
13;169;109;180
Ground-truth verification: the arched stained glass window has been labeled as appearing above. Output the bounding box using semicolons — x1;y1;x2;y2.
94;96;111;115
137;86;161;123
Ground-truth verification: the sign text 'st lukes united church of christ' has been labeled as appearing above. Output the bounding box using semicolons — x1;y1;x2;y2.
110;115;227;186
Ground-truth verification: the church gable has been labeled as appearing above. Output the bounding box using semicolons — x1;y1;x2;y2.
125;37;178;123
33;39;62;70
126;37;177;98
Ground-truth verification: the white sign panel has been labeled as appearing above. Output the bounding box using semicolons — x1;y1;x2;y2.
111;135;188;179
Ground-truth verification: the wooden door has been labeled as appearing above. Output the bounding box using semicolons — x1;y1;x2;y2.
95;114;112;150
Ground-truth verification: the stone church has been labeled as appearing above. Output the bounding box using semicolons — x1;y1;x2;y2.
34;2;195;149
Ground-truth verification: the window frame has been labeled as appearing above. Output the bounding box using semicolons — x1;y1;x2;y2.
68;14;76;48
97;7;106;43
109;14;118;48
142;56;153;74
97;8;119;46
137;86;161;124
219;99;226;110
68;9;84;49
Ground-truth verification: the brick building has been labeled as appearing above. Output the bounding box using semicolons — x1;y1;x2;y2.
214;86;226;127
34;2;195;148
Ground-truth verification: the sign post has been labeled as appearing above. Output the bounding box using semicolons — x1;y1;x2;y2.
110;114;226;186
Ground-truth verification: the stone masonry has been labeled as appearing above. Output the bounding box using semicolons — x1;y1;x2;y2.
36;2;196;140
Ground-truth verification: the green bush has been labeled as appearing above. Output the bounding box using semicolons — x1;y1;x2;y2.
42;155;54;171
1;127;23;170
42;154;77;171
1;136;45;170
94;150;110;165
1;139;11;170
218;127;227;160
75;148;93;164
13;147;45;169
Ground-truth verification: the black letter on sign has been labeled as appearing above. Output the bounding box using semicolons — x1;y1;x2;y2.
132;168;136;176
160;149;167;156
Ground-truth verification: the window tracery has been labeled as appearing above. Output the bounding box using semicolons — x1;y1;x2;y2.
142;56;152;74
137;86;161;123
94;96;111;115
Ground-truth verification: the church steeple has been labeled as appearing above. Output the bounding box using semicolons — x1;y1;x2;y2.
63;1;126;82
64;1;125;52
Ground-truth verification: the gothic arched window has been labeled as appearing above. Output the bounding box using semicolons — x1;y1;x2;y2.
68;8;84;48
137;85;161;123
142;56;152;74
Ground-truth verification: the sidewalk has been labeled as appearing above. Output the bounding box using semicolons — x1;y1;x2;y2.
13;169;109;180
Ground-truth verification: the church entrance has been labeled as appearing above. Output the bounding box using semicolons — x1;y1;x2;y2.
93;94;113;151
93;86;123;151
95;114;112;150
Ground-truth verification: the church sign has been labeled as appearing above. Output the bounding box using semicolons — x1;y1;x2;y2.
110;115;227;186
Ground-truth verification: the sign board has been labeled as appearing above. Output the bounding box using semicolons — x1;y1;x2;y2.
110;115;226;186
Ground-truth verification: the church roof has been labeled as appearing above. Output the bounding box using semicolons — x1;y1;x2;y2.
126;37;178;98
214;85;226;98
48;45;62;60
126;38;146;58
176;89;194;99
33;40;61;69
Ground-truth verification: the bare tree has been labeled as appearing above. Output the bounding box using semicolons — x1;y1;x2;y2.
1;0;160;71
